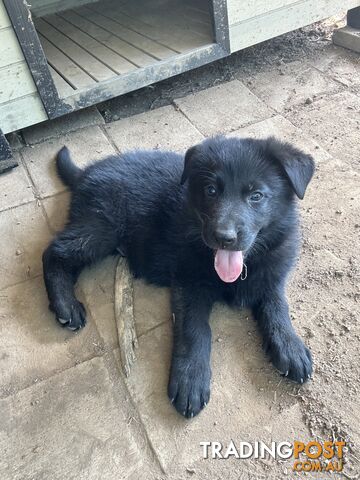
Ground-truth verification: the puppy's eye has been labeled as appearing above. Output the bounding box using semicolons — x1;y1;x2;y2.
249;191;264;202
205;185;217;197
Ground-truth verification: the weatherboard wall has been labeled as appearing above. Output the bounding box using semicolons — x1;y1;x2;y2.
0;1;47;135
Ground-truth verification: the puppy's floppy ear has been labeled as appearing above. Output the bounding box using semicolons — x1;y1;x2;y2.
265;137;315;199
181;145;198;185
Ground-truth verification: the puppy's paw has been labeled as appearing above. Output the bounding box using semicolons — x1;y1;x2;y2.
51;299;87;331
168;356;211;418
265;331;312;383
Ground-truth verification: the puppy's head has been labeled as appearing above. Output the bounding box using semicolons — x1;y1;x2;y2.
181;136;315;283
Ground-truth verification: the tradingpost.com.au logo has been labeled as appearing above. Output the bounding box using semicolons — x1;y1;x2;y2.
200;440;346;473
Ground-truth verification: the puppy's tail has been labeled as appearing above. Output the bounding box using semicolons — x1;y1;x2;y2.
56;146;82;189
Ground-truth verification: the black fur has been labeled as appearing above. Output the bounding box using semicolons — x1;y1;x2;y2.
56;146;82;189
43;136;315;418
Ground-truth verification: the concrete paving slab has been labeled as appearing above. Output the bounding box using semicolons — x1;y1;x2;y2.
245;62;340;113
0;201;52;290
174;80;273;136
133;281;171;338
287;91;360;169
105;105;203;152
22;126;115;198
309;44;360;87
292;162;360;292
0;276;103;396
122;306;312;478
0;357;149;480
79;256;171;348
287;161;360;457
0;156;35;212
228;115;332;164
22;107;104;146
78;256;118;349
42;191;71;233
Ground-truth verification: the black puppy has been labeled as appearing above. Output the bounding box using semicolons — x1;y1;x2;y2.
43;136;314;418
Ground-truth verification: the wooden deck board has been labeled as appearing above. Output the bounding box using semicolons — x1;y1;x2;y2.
33;0;213;99
96;0;210;51
46;13;136;75
38;33;96;89
82;5;177;60
35;17;117;82
48;65;75;97
88;2;184;53
63;8;155;67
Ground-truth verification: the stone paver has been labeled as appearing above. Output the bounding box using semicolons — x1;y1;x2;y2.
0;357;150;480
42;192;71;233
123;306;312;477
0;276;103;396
0;156;35;212
287;160;360;456
228;114;332;164
133;281;171;337
22;126;115;198
79;256;171;348
298;164;360;267
105;105;203;152
78;257;118;349
0;201;52;289
309;44;360;87
287;90;360;168
244;62;340;112
22;107;104;145
174;80;273;136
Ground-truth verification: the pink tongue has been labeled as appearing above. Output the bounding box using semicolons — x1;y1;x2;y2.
215;250;243;283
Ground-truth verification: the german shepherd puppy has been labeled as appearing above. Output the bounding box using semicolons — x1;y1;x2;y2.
43;136;314;418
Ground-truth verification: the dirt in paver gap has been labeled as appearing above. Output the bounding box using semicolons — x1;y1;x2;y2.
99;16;349;122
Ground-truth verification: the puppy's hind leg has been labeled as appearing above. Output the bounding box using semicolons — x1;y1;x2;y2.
43;220;117;330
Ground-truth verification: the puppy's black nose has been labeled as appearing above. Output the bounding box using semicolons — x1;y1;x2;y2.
215;229;237;247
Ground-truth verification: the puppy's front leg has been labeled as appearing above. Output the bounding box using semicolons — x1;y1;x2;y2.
168;285;214;418
252;290;312;383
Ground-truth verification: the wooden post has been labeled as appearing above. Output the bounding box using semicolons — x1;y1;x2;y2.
348;6;360;28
